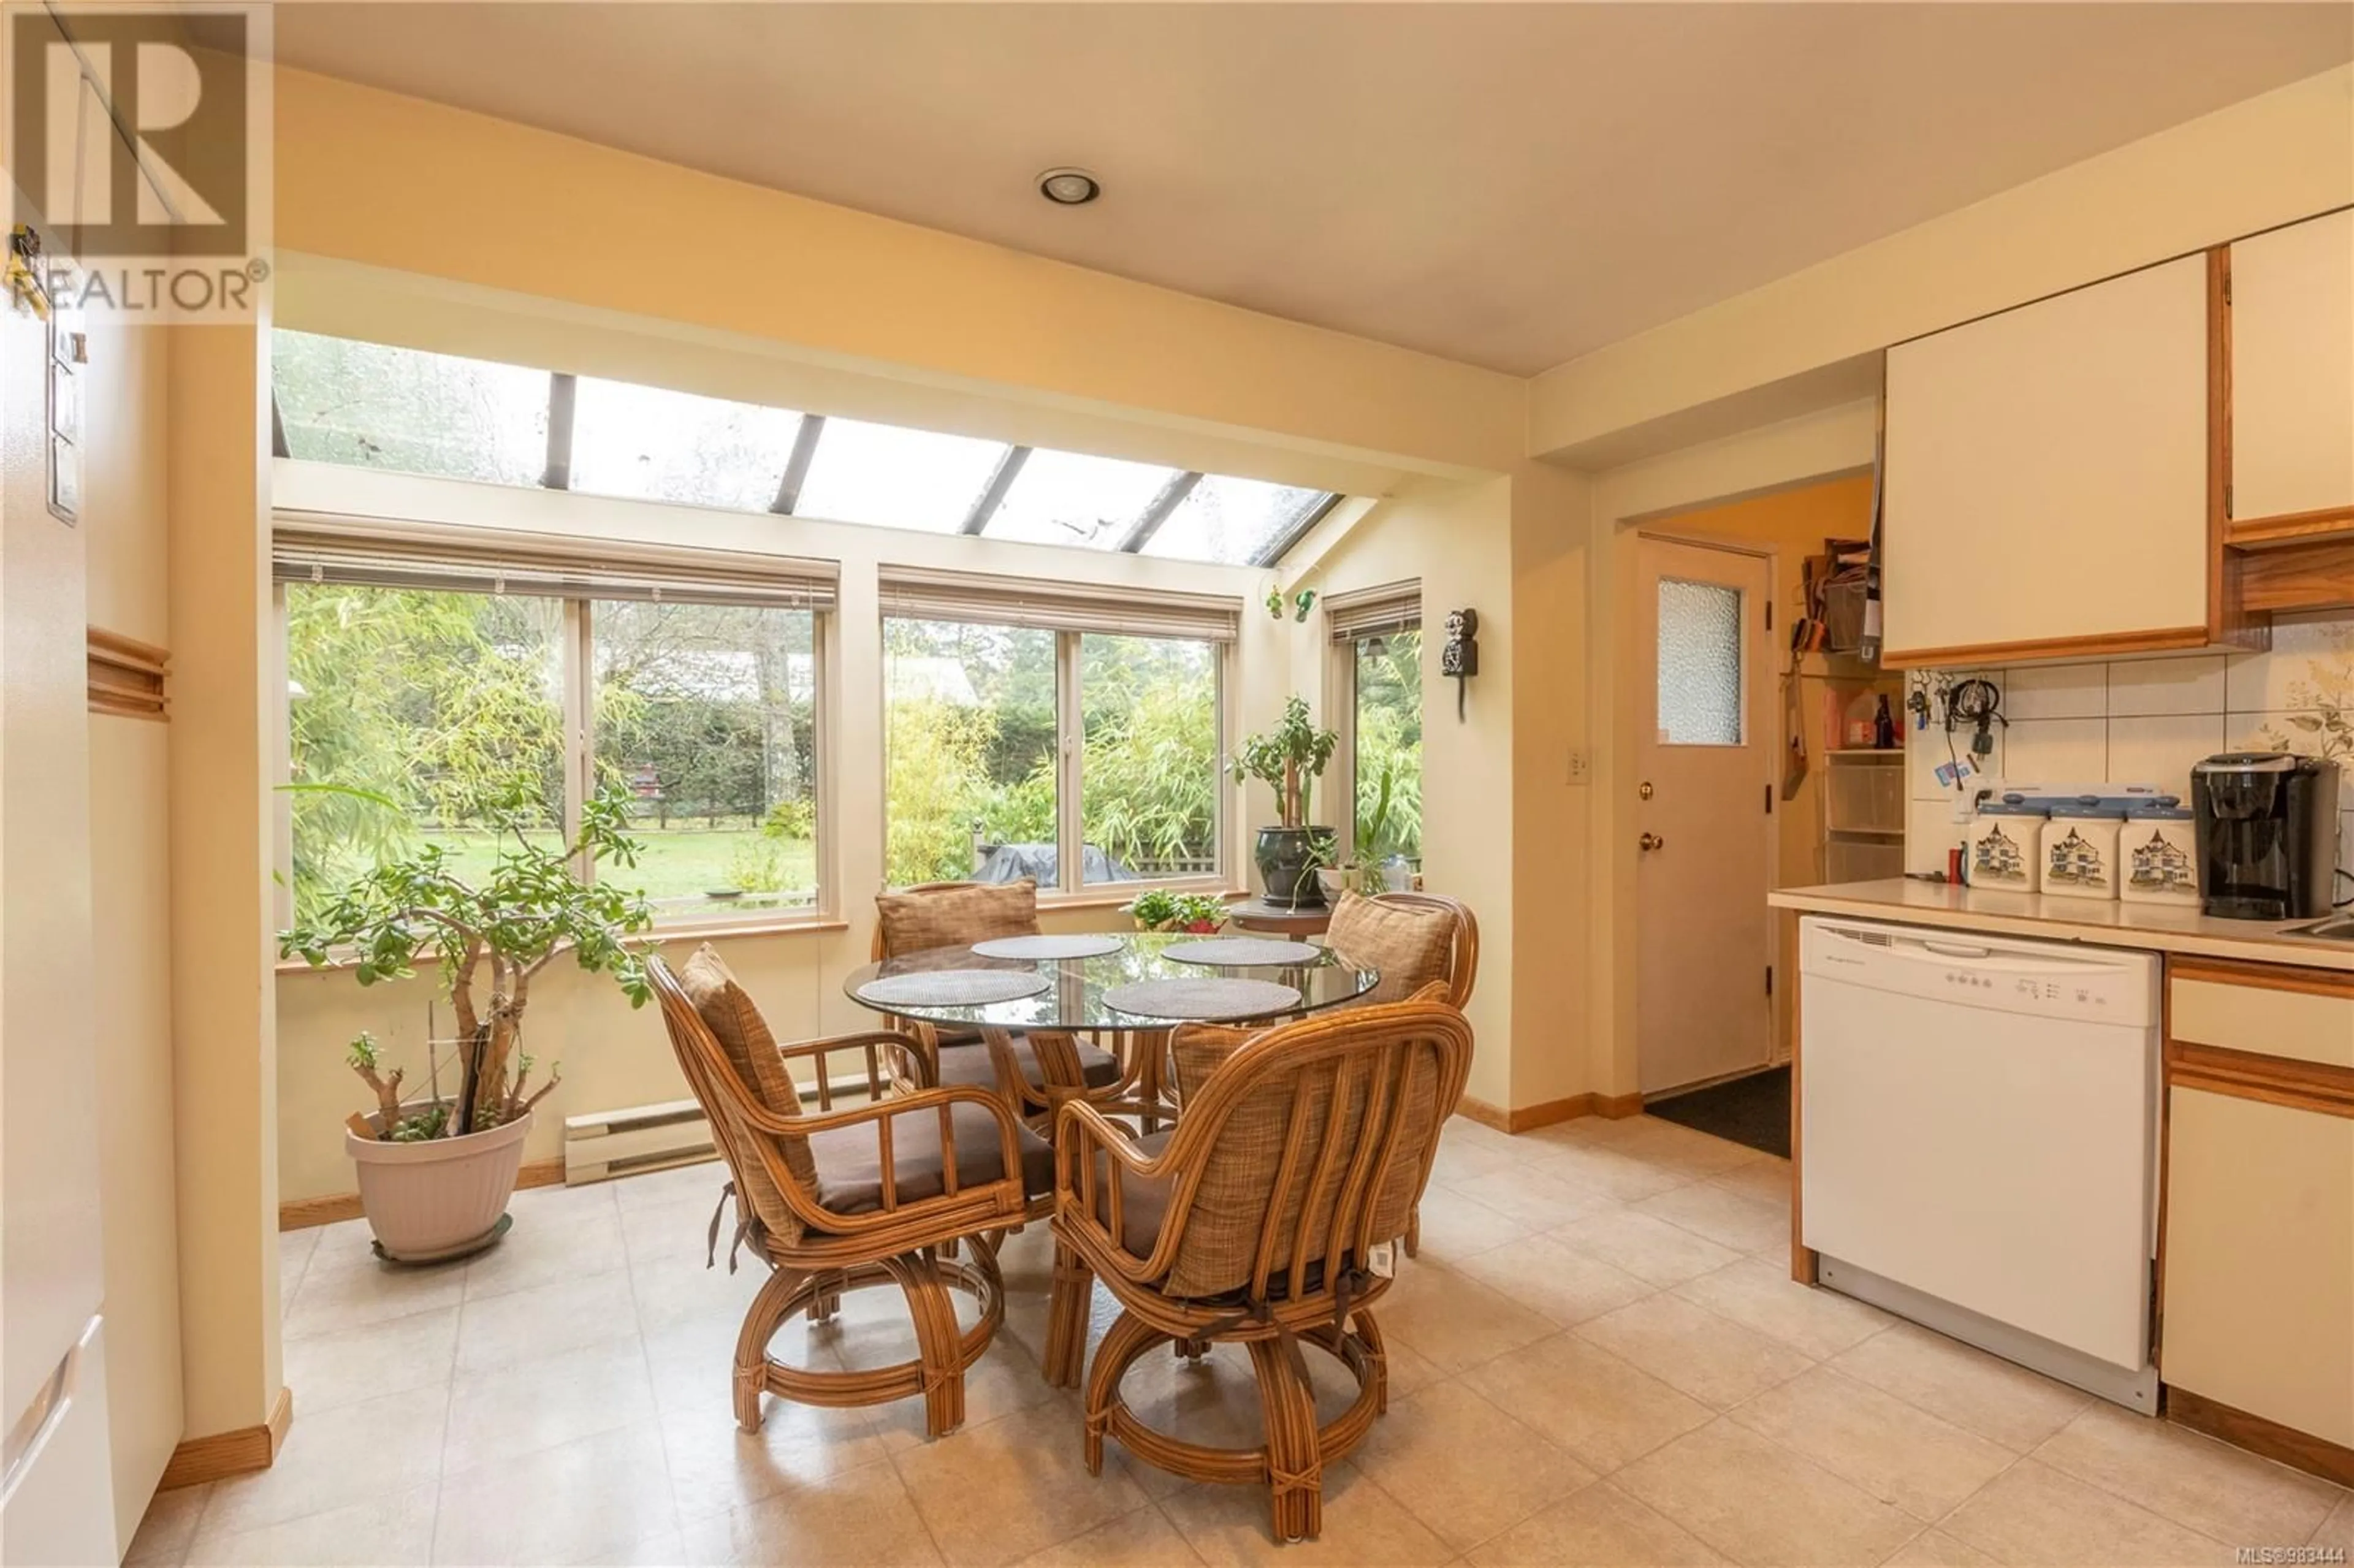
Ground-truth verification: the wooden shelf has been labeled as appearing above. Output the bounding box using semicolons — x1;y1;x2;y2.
2226;506;2354;552
2232;533;2354;617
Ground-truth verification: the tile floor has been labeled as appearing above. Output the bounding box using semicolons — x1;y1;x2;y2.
127;1113;2352;1567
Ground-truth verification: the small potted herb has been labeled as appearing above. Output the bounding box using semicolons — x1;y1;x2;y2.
1128;890;1229;934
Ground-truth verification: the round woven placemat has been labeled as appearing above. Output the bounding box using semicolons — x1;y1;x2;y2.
968;934;1127;961
855;969;1052;1007
1162;937;1324;968
1102;977;1303;1021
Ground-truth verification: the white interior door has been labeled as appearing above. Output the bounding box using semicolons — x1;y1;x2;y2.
1635;536;1775;1095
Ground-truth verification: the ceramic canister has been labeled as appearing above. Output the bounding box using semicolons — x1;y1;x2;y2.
1963;802;2044;892
2039;804;2124;901
2117;797;2201;907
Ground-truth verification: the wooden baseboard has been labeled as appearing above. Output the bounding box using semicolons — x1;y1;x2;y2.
278;1156;566;1231
159;1387;292;1490
1456;1091;1644;1135
2165;1385;2354;1489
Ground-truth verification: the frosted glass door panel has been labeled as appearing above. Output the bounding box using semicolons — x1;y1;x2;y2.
1656;579;1745;745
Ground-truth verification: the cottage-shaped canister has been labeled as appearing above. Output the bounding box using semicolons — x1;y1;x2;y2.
1963;802;2044;892
2118;797;2201;908
2039;802;2124;901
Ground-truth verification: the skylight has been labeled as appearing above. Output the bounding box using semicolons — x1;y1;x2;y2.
272;329;549;486
1141;474;1329;566
568;379;805;512
986;450;1181;550
791;416;1008;534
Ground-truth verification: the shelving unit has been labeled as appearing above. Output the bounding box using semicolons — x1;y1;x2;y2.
1824;748;1905;883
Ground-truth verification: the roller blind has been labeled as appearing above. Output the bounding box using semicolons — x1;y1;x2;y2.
1325;579;1422;642
877;563;1242;642
272;513;838;609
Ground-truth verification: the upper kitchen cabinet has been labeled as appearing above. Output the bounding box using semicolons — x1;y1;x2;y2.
1883;255;2220;666
2226;210;2354;546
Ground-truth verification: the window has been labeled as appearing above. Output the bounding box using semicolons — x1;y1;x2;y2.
279;526;834;927
882;619;1059;888
272;330;550;485
1327;581;1423;869
1140;475;1327;566
1656;578;1745;746
792;417;1008;534
950;449;1176;550
1079;635;1220;883
592;601;819;915
568;379;804;511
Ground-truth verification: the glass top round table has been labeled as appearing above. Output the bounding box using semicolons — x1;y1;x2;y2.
841;931;1380;1032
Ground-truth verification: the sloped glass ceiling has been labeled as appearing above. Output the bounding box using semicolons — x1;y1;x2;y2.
270;330;1338;566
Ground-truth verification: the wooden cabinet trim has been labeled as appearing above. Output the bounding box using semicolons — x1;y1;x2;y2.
2166;1040;2354;1118
2237;538;2354;616
88;626;169;721
1881;625;2212;671
2168;1382;2354;1490
2226;504;2354;550
2169;956;2354;1000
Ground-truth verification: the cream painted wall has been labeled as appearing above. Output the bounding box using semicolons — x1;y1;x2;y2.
1533;64;2354;463
82;314;186;1543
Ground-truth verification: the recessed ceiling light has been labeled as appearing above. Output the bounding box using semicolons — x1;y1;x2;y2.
1037;167;1101;207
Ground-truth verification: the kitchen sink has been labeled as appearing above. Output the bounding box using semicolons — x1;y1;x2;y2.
2284;914;2354;942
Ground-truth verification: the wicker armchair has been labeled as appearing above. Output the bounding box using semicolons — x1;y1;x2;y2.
650;948;1053;1439
1045;995;1473;1542
871;880;1138;1122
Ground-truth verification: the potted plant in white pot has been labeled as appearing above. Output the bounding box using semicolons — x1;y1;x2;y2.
1230;696;1338;908
280;786;655;1263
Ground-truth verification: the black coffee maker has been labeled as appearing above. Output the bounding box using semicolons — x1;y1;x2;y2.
2190;752;2339;920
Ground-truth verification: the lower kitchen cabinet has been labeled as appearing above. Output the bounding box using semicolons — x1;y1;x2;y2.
2161;1082;2354;1477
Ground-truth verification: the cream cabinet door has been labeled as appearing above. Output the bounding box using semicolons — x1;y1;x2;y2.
1884;255;2210;661
2161;1087;2354;1447
2231;210;2354;526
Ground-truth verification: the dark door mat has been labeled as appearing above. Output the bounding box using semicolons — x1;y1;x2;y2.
1645;1065;1790;1159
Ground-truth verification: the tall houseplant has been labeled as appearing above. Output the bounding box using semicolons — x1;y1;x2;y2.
1228;696;1338;908
280;786;655;1262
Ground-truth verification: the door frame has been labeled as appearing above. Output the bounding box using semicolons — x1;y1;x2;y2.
1621;528;1785;1095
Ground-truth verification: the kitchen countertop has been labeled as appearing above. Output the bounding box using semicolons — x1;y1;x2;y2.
1769;879;2354;972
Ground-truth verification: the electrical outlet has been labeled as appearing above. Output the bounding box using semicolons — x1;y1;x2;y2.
1566;747;1591;786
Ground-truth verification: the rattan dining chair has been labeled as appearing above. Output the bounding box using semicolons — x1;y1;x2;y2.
649;946;1053;1438
1044;993;1473;1542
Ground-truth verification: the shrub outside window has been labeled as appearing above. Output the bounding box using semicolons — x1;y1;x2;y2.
1350;628;1423;865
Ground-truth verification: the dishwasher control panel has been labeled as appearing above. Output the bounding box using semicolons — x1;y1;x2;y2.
1802;918;2161;1030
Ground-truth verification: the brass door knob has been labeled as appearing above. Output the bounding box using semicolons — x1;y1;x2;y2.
1639;832;1666;852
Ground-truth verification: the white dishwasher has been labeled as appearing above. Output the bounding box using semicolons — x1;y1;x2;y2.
1800;916;2162;1412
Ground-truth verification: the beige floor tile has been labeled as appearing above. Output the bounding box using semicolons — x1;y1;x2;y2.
1549;1209;1742;1288
278;1225;322;1306
1525;1143;1694;1205
283;1255;467;1341
2314;1494;2354;1551
432;1421;678;1566
1828;1323;2090;1453
1014;1504;1206;1567
454;1266;639;1374
1401;1185;1532;1265
1157;1460;1452;1567
641;1298;832;1429
608;1158;728;1212
281;1304;459;1419
442;1333;657;1475
1452;1235;1655;1326
840;1319;1064;1453
1574;1293;1813;1410
1726;1365;2015;1521
1429;1132;1521;1190
1634;1182;1787;1255
629;1244;776;1337
1883;1529;2001;1566
462;1197;628;1301
618;1188;728;1270
661;1391;889;1523
1348;1380;1598;1551
1100;1339;1391;1503
893;1399;1150;1568
576;1524;695;1566
1441;1117;1553;1163
676;1456;943;1567
1707;1159;1794;1206
2035;1403;2344;1547
1671;1258;1892;1359
123;1481;211;1567
301;1216;392;1278
200;1387;448;1540
1368;1260;1556;1375
1938;1459;2236;1566
1449;1166;1620;1231
1460;1333;1712;1474
1602;1119;1765;1178
1613;1419;1920;1567
1463;1480;1728;1567
186;1483;438;1567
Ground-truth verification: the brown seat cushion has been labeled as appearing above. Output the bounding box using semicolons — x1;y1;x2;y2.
1325;892;1458;1005
679;946;815;1239
936;1035;1121;1092
874;880;1041;956
809;1100;1054;1217
1089;1128;1176;1257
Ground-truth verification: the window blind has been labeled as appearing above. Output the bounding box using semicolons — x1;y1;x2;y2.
1324;579;1422;642
877;564;1242;642
272;514;838;609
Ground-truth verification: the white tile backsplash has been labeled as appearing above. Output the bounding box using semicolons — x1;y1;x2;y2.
1905;617;2354;878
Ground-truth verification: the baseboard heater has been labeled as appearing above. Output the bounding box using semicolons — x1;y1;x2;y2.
562;1098;716;1186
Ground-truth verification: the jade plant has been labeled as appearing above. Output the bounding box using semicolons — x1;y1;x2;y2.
1229;696;1338;829
280;785;656;1139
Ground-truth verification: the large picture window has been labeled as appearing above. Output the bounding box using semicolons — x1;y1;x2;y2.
1327;582;1423;870
882;618;1059;888
1079;634;1220;883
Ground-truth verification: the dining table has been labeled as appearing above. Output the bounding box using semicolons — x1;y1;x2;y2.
840;929;1382;1128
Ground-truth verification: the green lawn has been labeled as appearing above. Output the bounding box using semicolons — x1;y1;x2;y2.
433;823;817;912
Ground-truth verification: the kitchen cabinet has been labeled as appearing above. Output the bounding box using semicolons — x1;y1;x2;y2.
2160;959;2354;1485
1883;254;2215;666
2227;209;2354;538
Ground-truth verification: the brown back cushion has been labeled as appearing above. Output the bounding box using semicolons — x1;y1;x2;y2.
680;945;815;1239
1325;892;1457;1005
875;880;1041;957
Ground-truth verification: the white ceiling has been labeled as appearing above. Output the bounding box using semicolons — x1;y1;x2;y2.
275;3;2352;376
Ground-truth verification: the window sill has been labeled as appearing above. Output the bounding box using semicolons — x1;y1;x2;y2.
274;914;851;975
1037;884;1245;915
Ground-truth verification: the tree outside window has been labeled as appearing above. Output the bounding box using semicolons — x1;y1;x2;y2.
1352;628;1423;863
